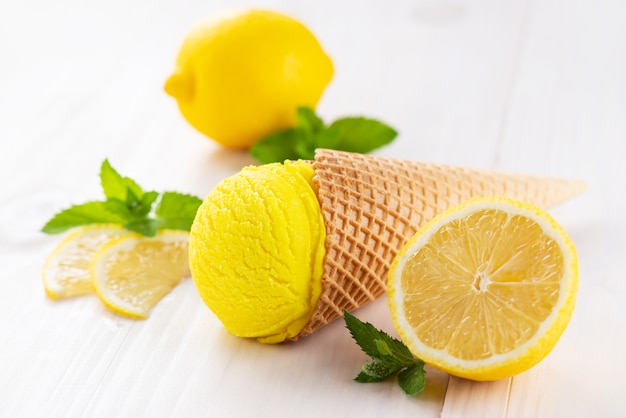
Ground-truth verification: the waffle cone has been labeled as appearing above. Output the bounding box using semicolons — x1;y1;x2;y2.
293;149;586;339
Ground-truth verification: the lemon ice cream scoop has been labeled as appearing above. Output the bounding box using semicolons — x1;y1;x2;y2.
189;160;326;343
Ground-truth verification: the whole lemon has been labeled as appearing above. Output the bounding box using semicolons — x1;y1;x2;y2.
165;9;334;149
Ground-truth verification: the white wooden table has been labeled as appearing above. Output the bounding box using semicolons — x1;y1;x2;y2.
1;0;625;416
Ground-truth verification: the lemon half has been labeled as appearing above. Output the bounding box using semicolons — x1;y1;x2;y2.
388;197;579;381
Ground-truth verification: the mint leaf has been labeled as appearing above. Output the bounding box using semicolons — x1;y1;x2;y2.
123;182;146;214
123;177;144;202
293;134;316;160
344;310;413;363
125;189;158;218
315;127;341;150
100;159;128;201
250;130;301;164
100;159;149;207
354;371;386;383
41;201;127;234
375;335;415;365
357;359;400;382
375;339;394;356
103;199;134;219
325;117;397;153
42;160;203;237
398;362;426;396
344;309;390;359
292;106;326;160
344;310;427;396
137;191;159;217
250;106;327;163
101;190;157;221
250;107;398;164
154;192;203;231
296;106;325;135
124;218;161;237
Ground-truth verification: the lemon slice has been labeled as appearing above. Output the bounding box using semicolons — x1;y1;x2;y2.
388;196;579;381
91;230;191;318
42;225;129;299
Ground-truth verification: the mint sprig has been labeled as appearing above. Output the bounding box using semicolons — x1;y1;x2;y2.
344;310;426;396
250;107;398;164
41;160;203;237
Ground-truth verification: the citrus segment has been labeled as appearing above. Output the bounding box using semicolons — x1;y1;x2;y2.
388;197;578;381
91;231;191;318
42;225;128;299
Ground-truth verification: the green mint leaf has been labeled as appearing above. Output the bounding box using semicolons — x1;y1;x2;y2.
344;310;427;397
397;362;426;396
315;128;341;150
250;107;398;164
375;339;394;357
293;134;316;160
379;338;415;366
125;189;158;218
291;106;326;160
104;191;158;220
124;177;144;202
124;218;161;237
296;106;325;135
137;191;159;217
354;371;385;383
100;159;146;205
354;359;401;383
103;198;134;220
250;129;302;164
325;117;397;154
344;310;388;359
42;160;203;237
41;201;127;234
100;159;128;201
344;310;413;363
154;192;203;231
124;182;143;212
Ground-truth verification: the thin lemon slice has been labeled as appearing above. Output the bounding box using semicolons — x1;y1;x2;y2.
91;230;191;318
42;225;129;299
388;196;579;381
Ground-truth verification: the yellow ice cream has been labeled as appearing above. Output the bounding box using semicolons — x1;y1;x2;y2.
189;160;326;343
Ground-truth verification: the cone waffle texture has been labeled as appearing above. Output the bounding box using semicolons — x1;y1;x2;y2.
293;149;586;339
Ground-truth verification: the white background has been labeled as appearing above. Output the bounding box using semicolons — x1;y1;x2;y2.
1;0;625;416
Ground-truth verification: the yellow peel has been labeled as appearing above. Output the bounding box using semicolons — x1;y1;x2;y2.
165;9;333;149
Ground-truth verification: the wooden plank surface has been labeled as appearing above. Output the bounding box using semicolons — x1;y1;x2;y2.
1;0;625;417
